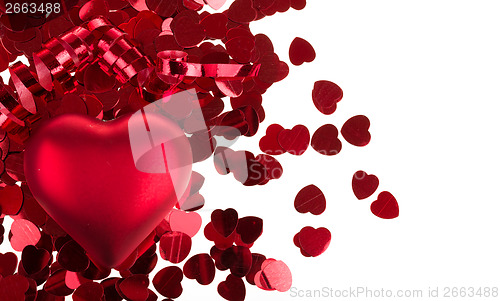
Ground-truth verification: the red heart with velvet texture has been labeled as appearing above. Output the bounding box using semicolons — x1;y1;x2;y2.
24;113;192;268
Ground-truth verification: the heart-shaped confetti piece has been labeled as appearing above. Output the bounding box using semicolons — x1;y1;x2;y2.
297;226;331;257
183;253;216;285
312;80;343;115
153;266;183;299
341;115;371;147
352;170;379;200
168;209;202;237
294;184;327;215
259;124;285;155
289;37;316;66
278;125;310;156
311;124;342;156
211;208;239;237
218;274;246;301
371;191;399;219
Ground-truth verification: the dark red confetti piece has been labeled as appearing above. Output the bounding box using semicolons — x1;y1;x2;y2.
294;184;326;215
289;37;315;66
312;80;343;115
256;154;283;181
311;124;342;156
235;216;263;244
102;278;122;301
119;274;150;301
259;124;285;155
201;13;227;39
371;191;399;219
290;0;306;10
153;266;183;299
227;0;257;23
183;253;216;285
0;184;23;215
159;231;192;264
173;16;206;48
57;240;90;272
0;252;18;277
21;245;51;275
278;125;310;155
44;269;74;296
0;274;30;300
296;226;331;257
72;282;104;301
352;170;379;200
341;115;371;147
245;253;266;285
211;208;239;237
218;274;246;301
220;246;252;277
84;63;117;93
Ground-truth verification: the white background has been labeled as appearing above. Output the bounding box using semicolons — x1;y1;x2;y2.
2;1;500;300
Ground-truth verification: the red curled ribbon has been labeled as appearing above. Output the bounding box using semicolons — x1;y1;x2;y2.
0;16;261;143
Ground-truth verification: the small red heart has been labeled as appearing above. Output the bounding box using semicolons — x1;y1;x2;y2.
297;226;331;257
201;13;227;39
227;0;257;23
183;253;216;285
371;191;399;219
153;266;183;299
259;259;292;292
9;219;40;252
159;231;192;264
235;216;263;244
226;36;255;64
311;124;342;156
204;222;236;250
0;184;23;216
341;115;371;147
259;124;285;155
119;274;149;301
278;125;310;156
211;208;239;237
289;37;316;66
257;53;289;84
0;252;18;277
312;80;343;115
168;209;202;237
218;274;246;301
172;16;206;48
0;274;30;300
294;185;326;215
21;245;51;275
352;170;379;200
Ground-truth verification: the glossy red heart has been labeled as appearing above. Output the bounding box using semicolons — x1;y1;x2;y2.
227;0;257;24
341;115;371;147
183;253;216;285
218;274;246;301
297;226;331;257
311;124;342;156
24;113;192;268
371;191;399;219
289;37;316;66
294;184;326;215
259;124;285;155
167;209;202;237
352;170;379;200
278;125;310;156
211;208;238;237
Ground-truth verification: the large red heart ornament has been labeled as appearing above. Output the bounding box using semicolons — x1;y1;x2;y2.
24;113;193;268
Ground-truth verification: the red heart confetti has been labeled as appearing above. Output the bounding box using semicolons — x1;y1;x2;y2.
258;259;292;292
21;245;51;275
352;170;379;200
311;124;342;156
296;226;331;257
294;184;327;215
0;185;23;215
278;125;310;155
371;191;399;219
119;274;150;301
0;252;18;277
159;231;192;264
220;246;252;277
341;115;372;147
153;266;183;299
312;80;343;115
9;219;41;252
211;208;239;238
73;282;105;301
183;253;216;285
167;209;202;237
236;216;263;244
289;37;316;66
218;274;246;301
227;0;257;24
0;274;30;300
259;124;286;155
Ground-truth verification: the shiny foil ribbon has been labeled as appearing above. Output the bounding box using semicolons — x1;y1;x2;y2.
0;16;261;143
